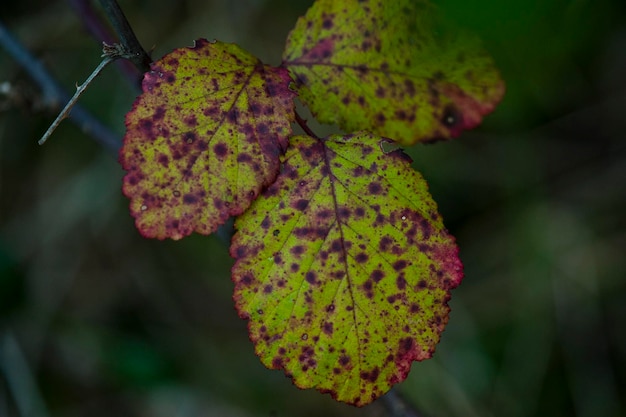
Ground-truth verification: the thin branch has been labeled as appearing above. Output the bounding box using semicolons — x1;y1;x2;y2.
38;50;116;145
97;0;151;73
69;0;142;88
295;110;320;139
0;19;121;153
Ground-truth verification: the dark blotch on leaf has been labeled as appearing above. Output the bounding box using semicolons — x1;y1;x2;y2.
305;271;317;285
227;108;240;123
235;246;246;258
183;131;196;143
368;182;383;195
379;236;392;251
258;123;270;134
157;154;169;166
213;143;228;157
339;354;350;367
293;199;309;211
393;260;408;271
290;245;305;255
396;275;407;290
355;253;368;263
237;153;252;163
183;193;198;204
153;106;166;120
398;337;414;356
360;367;380;383
371;270;384;282
184;115;198;127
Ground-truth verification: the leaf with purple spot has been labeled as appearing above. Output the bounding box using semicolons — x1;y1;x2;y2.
282;0;505;145
121;39;295;239
231;132;463;406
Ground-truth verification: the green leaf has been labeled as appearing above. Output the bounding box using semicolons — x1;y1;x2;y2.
282;0;505;145
231;132;463;406
121;39;295;239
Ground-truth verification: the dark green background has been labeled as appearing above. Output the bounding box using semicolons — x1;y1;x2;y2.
1;0;624;416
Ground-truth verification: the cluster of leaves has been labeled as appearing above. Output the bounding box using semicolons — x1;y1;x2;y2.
120;0;504;407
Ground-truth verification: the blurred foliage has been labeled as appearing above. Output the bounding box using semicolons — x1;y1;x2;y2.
1;0;625;416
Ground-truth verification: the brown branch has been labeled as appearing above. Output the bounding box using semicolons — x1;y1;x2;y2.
295;110;320;139
97;0;151;73
69;0;142;88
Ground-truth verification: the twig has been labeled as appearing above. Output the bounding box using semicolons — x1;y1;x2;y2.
97;0;151;73
69;0;142;88
0;19;121;153
38;50;116;145
295;110;320;139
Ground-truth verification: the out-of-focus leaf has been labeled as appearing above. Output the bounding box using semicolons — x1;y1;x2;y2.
121;39;295;239
231;132;463;406
282;0;504;145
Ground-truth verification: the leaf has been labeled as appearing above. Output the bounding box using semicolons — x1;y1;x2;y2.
121;39;295;239
231;132;463;406
282;0;505;145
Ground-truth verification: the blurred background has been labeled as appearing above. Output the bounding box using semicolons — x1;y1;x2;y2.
0;0;624;416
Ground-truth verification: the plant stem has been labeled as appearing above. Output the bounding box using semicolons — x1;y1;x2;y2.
380;388;423;417
295;110;320;139
69;0;141;88
0;20;121;153
38;53;116;145
97;0;151;73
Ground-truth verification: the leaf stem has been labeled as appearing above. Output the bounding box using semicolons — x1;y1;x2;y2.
295;110;320;139
380;388;423;417
97;0;151;73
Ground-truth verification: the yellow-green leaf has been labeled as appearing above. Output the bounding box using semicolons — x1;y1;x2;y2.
121;39;295;239
282;0;504;145
231;132;463;406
